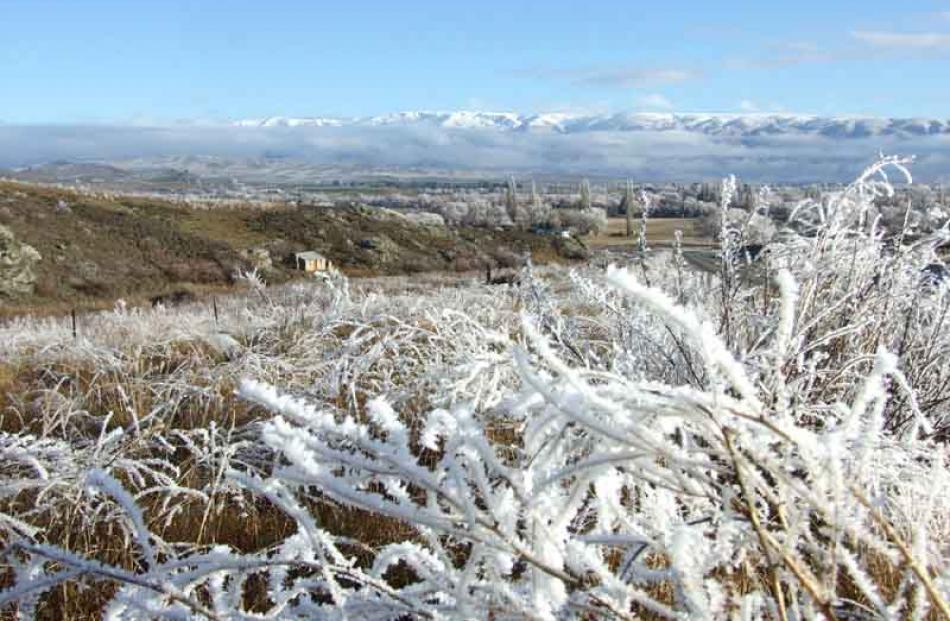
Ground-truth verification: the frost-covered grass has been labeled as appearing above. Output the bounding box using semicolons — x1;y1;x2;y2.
1;158;949;620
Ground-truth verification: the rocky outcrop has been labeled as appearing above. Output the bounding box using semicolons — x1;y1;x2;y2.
0;225;41;298
553;234;589;260
357;235;401;264
241;246;273;272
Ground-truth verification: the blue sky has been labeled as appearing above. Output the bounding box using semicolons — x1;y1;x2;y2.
2;0;949;123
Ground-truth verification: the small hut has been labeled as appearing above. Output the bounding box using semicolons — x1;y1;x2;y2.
293;251;332;273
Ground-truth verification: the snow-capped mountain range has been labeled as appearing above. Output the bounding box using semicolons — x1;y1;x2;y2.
234;111;950;138
5;111;950;183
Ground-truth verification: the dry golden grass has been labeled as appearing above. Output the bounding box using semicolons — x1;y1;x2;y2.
0;382;418;619
3;395;944;619
4;249;946;619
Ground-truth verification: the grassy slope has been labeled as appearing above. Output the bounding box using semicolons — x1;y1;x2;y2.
0;182;571;316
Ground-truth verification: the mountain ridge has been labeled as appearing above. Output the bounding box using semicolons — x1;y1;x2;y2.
233;111;950;138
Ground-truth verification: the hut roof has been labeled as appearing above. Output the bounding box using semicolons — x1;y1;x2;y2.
294;251;327;261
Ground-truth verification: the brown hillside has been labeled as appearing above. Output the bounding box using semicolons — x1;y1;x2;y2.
0;182;578;316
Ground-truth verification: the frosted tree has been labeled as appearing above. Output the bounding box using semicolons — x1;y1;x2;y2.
531;179;542;213
505;175;532;228
505;175;518;223
622;179;636;238
579;178;592;210
637;189;651;253
526;179;551;228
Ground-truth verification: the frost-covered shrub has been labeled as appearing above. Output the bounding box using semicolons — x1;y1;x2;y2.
552;207;608;235
698;206;776;245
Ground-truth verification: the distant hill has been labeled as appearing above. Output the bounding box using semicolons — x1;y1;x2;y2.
0;182;575;315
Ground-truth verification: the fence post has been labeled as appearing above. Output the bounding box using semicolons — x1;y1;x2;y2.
213;297;219;325
71;308;77;341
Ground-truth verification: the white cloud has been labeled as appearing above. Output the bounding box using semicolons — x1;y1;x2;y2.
852;30;950;49
635;93;674;110
522;66;700;88
780;41;822;53
738;99;759;112
577;68;697;87
2;123;948;183
724;41;837;69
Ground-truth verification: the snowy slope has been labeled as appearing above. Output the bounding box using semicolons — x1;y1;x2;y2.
233;111;950;138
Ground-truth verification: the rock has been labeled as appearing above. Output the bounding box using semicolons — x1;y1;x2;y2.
77;260;100;279
204;332;243;360
242;246;273;272
359;235;400;260
553;234;589;260
0;225;41;298
150;290;197;308
351;235;405;269
403;212;445;227
369;208;407;221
